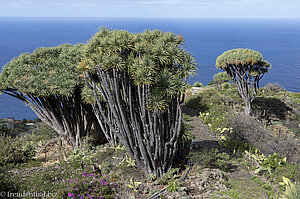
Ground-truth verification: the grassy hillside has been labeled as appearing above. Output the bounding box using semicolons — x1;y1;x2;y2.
1;81;299;198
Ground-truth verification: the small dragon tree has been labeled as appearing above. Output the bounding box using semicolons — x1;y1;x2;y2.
81;28;196;177
216;48;271;115
0;44;105;149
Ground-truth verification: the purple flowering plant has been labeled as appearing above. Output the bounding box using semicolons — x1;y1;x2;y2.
57;171;119;199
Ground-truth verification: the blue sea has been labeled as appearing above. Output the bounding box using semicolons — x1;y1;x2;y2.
0;18;300;120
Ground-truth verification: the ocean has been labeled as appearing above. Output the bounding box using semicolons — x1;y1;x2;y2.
0;18;299;120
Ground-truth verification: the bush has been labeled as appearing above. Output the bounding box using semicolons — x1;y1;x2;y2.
280;177;300;199
0;171;18;192
228;114;300;164
265;83;286;92
220;138;255;157
193;81;203;87
190;149;231;172
0;135;35;167
261;153;287;171
57;172;119;198
271;164;300;184
0;121;9;136
214;72;230;82
222;82;231;90
185;87;227;112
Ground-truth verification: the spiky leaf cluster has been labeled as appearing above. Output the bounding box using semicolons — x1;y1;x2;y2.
216;48;271;115
81;28;196;111
0;44;88;98
216;48;271;76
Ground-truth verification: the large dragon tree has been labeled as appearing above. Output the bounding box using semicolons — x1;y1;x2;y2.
216;49;271;115
0;44;105;148
80;28;196;177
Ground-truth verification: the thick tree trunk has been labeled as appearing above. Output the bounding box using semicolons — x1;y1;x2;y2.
86;69;183;177
245;99;252;115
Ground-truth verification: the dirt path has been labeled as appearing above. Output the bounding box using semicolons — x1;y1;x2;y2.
182;106;268;199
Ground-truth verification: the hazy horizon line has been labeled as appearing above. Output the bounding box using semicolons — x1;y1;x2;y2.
1;16;300;20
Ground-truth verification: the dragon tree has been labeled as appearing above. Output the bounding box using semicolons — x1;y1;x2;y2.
0;44;106;148
216;48;271;115
80;28;196;177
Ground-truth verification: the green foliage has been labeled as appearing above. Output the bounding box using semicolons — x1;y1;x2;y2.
68;149;91;167
198;107;231;133
18;123;56;150
16;160;92;194
166;179;183;193
220;85;243;104
222;82;231;90
193;81;203;87
214;72;230;82
57;172;119;198
185;87;233;135
119;155;136;167
82;28;196;111
0;121;9;136
190;149;231;172
82;28;197;177
0;135;35;168
0;43;101;149
181;120;195;142
245;149;287;175
0;44;86;97
0;172;18;192
155;168;180;185
148;173;157;181
252;176;272;190
251;176;274;197
280;177;300;199
185;87;227;111
68;144;103;168
220;138;255;157
216;48;271;74
127;177;142;193
261;153;287;171
216;48;271;115
270;163;300;184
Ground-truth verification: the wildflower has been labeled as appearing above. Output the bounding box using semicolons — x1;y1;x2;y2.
82;171;87;177
68;192;74;197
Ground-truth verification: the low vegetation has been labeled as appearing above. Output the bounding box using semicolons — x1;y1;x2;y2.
0;27;299;198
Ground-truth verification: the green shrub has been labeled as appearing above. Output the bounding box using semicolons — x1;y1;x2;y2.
270;164;300;184
181;121;194;142
185;87;227;111
220;138;255;157
0;121;9;136
0;171;18;192
0;135;35;167
214;72;230;82
155;168;180;185
220;86;243;105
222;82;231;90
17;160;90;194
57;172;119;198
261;153;287;171
193;81;203;87
199;106;231;133
265;83;286;92
280;177;300;199
190;149;231;172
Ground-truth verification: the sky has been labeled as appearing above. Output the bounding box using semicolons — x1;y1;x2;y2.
0;0;299;18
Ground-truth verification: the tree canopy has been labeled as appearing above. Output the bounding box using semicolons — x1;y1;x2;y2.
81;28;196;177
216;48;271;114
0;44;104;148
